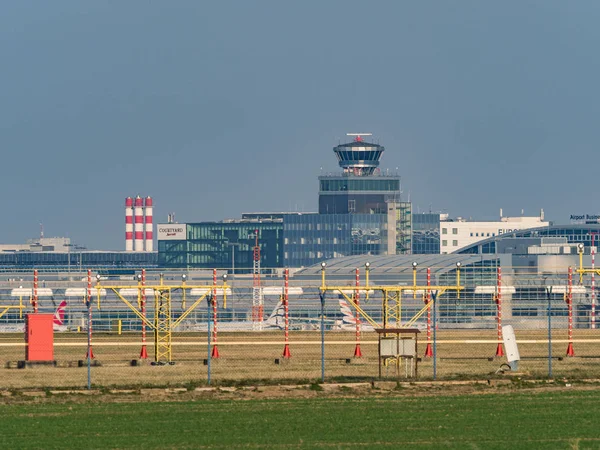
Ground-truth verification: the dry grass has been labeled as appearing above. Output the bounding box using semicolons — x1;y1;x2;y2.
1;328;599;389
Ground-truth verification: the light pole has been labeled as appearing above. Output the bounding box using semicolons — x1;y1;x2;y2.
544;277;553;379
225;242;240;276
65;243;86;274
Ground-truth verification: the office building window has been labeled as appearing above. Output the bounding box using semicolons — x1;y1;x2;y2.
452;228;458;234
442;228;448;234
453;240;458;246
442;240;447;246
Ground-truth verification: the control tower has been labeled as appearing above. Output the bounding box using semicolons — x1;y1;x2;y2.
319;133;401;214
333;133;384;176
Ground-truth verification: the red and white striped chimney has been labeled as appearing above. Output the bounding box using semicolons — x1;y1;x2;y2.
125;197;133;252
134;195;144;252
144;196;153;252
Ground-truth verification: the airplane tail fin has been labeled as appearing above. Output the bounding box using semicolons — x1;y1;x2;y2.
339;299;360;325
264;301;285;327
53;300;67;326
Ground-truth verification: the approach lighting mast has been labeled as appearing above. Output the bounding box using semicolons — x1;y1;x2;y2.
251;229;264;331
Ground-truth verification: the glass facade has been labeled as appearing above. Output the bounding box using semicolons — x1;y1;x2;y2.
0;251;158;270
158;222;284;270
412;213;441;254
283;213;386;267
319;179;400;192
396;202;412;254
318;176;401;215
457;225;600;255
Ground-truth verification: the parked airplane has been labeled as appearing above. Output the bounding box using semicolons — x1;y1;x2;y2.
53;300;68;331
177;301;289;332
332;299;375;332
332;299;427;332
0;300;70;332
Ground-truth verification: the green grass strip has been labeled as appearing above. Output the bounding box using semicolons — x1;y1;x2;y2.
1;390;599;449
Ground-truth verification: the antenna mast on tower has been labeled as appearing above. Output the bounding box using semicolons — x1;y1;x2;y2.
250;229;264;331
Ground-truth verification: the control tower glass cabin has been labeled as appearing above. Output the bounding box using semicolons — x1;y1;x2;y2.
319;135;401;214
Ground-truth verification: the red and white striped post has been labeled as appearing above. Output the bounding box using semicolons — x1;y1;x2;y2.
282;268;291;358
495;267;504;357
566;266;575;357
32;269;38;313
354;267;362;358
86;269;95;359
424;267;433;357
211;269;220;358
140;268;148;359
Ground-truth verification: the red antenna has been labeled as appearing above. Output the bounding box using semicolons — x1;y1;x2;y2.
346;133;372;143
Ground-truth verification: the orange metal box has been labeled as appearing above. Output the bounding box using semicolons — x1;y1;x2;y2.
25;314;54;361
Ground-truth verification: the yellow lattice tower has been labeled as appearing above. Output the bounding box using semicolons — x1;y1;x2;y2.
319;261;463;331
154;287;172;362
95;272;228;363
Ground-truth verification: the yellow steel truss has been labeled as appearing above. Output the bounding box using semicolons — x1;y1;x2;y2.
577;248;600;282
95;278;228;363
320;266;463;330
154;288;172;362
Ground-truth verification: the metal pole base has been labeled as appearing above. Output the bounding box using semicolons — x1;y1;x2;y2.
566;342;575;357
495;343;504;357
424;343;433;358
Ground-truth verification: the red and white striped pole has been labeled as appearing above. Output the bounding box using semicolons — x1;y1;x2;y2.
495;267;504;357
424;267;433;357
282;268;291;358
86;269;95;359
134;196;144;252
125;197;133;252
592;234;596;329
354;267;362;358
32;269;38;313
211;269;220;358
140;268;148;359
566;266;575;356
144;197;153;252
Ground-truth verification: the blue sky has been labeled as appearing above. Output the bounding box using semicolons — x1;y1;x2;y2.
1;1;599;249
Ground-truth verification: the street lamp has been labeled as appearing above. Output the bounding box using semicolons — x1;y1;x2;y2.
181;274;187;282
224;242;240;275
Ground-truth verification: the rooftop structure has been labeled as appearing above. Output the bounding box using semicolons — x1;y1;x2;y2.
440;211;548;254
333;133;384;176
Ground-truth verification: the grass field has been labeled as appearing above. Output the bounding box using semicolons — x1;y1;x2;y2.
3;329;600;389
1;388;600;449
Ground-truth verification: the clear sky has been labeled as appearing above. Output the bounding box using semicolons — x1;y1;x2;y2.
2;1;599;250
